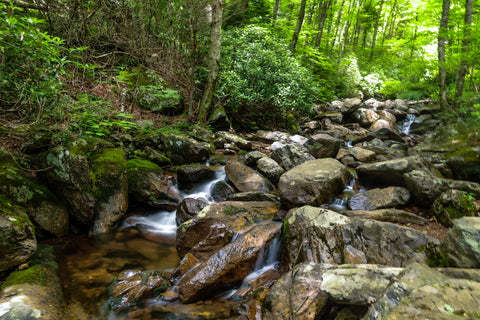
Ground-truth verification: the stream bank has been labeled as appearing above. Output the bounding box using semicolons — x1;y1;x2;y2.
1;98;480;319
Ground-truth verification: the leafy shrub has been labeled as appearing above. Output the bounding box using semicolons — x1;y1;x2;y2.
217;26;320;130
0;3;74;117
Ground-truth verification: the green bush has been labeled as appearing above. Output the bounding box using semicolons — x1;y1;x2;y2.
0;3;72;117
217;26;320;130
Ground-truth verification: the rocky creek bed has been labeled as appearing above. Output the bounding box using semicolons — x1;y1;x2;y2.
1;98;480;319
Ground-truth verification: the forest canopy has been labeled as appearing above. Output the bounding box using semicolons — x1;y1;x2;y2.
0;0;479;131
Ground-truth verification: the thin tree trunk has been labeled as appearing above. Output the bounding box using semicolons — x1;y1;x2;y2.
272;0;282;27
198;0;223;124
330;0;346;51
455;0;474;102
369;0;384;61
314;0;332;48
438;0;450;110
289;0;308;53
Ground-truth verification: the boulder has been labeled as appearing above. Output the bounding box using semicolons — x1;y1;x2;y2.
357;156;434;187
210;180;235;202
256;157;285;184
263;263;331;320
446;145;480;183
283;206;438;267
352;108;379;127
270;144;315;170
207;105;231;130
349;147;376;162
255;130;290;144
90;148;129;235
176;201;280;259
364;262;480;319
244;151;267;166
176;164;216;184
304;133;342;159
227;192;280;203
404;170;480;208
348;187;410;211
177;221;282;303
176;198;208;226
0;156;68;237
343;209;429;225
440;217;480;268
432;189;477;227
160;133;211;164
278;159;350;208
127;159;182;210
0;197;36;272
225;160;275;193
106;270;168;313
216;131;252;151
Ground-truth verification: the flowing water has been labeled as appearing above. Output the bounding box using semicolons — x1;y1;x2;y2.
53;161;282;319
401;114;416;135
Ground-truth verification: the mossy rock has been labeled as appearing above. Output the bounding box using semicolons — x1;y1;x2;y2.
447;145;480;183
91;148;128;201
432;189;477;227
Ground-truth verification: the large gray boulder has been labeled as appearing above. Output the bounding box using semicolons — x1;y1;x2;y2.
283;206;438;267
404;170;480;208
256;157;285;184
225;160;275;193
440;217;480;268
0;198;36;272
363;262;480;319
356;156;434;187
304;133;342;159
278;159;350;208
270;144;315;170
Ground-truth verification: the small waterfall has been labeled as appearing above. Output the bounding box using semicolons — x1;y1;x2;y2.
344;139;353;148
329;197;348;211
123;210;177;235
401;114;416;135
182;167;226;203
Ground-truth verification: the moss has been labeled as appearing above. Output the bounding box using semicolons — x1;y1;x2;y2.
1;265;46;288
90;148;127;201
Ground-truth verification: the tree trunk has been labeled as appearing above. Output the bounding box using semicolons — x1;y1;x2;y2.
438;0;450;110
198;0;223;124
314;0;332;48
455;0;474;102
272;0;282;27
289;0;308;53
369;0;384;61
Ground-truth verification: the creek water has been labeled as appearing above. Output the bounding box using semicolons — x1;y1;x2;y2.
52;162;282;319
401;114;416;135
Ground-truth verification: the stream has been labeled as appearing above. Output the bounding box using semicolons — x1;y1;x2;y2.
51;162;281;319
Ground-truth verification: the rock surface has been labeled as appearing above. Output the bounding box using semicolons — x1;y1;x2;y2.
225;160;275;193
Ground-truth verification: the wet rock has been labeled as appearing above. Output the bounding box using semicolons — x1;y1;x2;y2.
432;189;477;227
357;156;434;187
216;131;253;151
160;133;212;164
106;270;168;313
364;262;480;319
278;159;350;208
304;133;342;158
348;187;410;211
440;217;480;268
270;144;315;170
284;206;438;267
256;157;285;184
0;246;64;319
176;198;208;225
404;170;480;208
210;180;236;202
176;164;216;183
176;201;280;259
263;263;331;320
352;108;380;127
127;159;182;209
342;209;429;225
0;198;36;272
150;299;236;320
225;160;275;193
177;221;282;303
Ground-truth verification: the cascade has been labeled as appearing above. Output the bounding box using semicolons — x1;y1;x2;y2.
401;114;416;135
